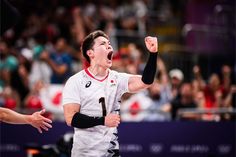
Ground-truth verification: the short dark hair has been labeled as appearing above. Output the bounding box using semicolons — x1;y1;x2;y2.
81;30;109;63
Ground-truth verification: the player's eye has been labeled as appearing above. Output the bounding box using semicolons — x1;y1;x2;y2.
100;41;106;45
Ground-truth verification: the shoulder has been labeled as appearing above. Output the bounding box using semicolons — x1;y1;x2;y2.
109;69;131;78
66;70;85;83
63;70;87;92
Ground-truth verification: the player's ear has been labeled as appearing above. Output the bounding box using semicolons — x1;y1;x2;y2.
87;49;94;59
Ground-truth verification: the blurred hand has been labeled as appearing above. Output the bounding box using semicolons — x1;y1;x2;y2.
105;113;120;127
72;7;82;17
145;36;158;53
215;90;222;99
230;85;236;93
193;65;200;74
222;65;231;76
39;50;50;61
29;109;52;133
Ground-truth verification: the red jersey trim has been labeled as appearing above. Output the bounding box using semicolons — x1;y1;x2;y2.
85;68;109;82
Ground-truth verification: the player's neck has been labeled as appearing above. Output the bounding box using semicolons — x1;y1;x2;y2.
88;65;108;78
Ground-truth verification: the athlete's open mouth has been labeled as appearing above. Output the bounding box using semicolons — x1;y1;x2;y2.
107;51;113;60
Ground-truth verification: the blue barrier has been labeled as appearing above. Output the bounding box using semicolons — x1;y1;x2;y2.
0;122;235;157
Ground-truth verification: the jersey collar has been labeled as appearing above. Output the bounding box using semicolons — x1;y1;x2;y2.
85;68;109;82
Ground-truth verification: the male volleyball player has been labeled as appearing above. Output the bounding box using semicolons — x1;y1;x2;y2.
63;30;158;157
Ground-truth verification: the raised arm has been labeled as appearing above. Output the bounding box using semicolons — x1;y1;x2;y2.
40;50;68;75
128;36;158;93
0;107;52;133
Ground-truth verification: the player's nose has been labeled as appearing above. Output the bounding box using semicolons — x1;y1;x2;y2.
107;44;112;50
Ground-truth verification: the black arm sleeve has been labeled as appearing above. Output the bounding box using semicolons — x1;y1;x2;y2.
141;52;158;84
71;112;105;129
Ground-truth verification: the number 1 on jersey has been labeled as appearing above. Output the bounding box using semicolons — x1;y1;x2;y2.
99;97;107;116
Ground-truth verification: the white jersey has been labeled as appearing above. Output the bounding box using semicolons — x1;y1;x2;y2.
63;68;130;157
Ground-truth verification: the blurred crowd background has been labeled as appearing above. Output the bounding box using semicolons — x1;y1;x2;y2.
0;0;235;122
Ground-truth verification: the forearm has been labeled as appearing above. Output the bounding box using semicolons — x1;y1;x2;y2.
141;52;158;84
0;108;29;124
70;112;120;128
46;59;67;75
71;112;104;129
223;92;233;107
128;53;158;93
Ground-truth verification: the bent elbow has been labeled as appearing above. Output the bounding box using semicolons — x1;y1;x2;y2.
143;82;153;89
64;117;72;127
66;120;72;127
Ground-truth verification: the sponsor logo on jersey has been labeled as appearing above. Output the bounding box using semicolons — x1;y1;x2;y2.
85;81;92;88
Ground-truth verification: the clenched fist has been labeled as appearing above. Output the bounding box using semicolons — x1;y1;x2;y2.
105;113;120;127
145;36;158;53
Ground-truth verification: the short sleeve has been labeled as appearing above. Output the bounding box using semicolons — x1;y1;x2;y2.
117;72;131;96
62;76;81;105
